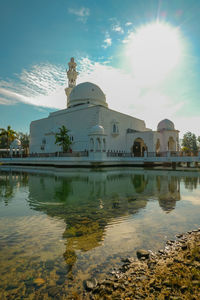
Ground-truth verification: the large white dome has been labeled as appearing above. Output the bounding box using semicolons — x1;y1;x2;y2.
157;119;175;131
68;82;108;108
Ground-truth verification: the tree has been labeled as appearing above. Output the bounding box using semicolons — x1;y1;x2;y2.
17;132;30;155
181;131;198;153
198;136;200;150
0;125;17;148
55;125;71;152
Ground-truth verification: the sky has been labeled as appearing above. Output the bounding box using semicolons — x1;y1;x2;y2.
0;0;200;137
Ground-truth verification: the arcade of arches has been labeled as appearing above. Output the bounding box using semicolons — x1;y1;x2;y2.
132;136;176;157
90;137;106;152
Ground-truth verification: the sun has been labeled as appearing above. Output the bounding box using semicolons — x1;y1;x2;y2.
126;22;182;86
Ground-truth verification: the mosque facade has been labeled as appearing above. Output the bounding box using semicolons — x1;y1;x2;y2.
30;58;179;156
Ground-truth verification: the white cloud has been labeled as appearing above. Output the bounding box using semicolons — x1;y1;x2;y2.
102;32;112;48
68;7;90;22
0;97;17;105
125;22;132;26
112;25;124;34
0;63;66;109
0;87;28;103
0;57;198;137
102;38;112;48
122;38;129;44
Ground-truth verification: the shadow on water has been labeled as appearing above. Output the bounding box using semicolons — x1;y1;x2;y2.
0;166;200;298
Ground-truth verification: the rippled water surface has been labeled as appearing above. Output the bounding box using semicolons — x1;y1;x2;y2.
0;166;200;298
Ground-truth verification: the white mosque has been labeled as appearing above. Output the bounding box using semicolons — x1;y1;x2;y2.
30;58;179;157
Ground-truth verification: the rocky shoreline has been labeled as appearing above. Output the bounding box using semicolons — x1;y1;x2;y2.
83;228;200;300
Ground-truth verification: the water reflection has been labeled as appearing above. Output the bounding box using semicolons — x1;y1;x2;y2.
0;171;28;205
184;176;200;191
0;167;200;297
26;170;150;269
156;175;180;212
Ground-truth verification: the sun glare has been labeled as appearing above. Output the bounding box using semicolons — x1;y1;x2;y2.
126;22;182;86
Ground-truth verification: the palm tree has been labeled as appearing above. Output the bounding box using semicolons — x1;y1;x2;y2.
55;125;72;152
0;125;17;148
17;132;30;155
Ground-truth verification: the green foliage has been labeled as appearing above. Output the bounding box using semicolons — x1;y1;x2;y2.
0;126;30;154
0;176;14;206
0;125;17;148
55;125;72;152
198;136;200;147
17;132;30;154
181;131;198;153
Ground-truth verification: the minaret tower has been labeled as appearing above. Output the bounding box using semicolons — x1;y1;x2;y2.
65;57;79;107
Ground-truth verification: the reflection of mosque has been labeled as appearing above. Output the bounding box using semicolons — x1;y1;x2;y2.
25;169;183;267
156;175;180;212
1;167;198;270
24;170;148;268
183;176;199;191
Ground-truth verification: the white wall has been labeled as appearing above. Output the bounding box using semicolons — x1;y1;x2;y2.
30;105;101;153
99;107;149;152
30;104;178;154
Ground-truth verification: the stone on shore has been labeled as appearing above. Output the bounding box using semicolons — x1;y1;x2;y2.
136;249;150;259
84;278;98;291
85;229;200;299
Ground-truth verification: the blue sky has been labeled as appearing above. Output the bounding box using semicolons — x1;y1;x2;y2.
0;0;200;137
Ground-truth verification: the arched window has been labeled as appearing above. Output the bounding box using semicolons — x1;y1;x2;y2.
90;138;94;151
113;124;116;133
112;122;119;135
96;138;101;151
113;124;119;133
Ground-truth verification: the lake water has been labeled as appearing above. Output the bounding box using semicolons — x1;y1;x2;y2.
0;166;200;298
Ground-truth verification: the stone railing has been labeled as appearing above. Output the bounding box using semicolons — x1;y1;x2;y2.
107;151;200;158
0;151;89;158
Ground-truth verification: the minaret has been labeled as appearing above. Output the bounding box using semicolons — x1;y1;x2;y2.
65;57;79;107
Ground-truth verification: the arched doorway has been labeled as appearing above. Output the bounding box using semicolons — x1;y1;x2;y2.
168;136;175;151
132;138;148;157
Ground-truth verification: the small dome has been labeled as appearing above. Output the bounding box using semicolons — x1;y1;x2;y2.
157;119;175;131
69;82;108;108
89;125;105;135
10;139;21;147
